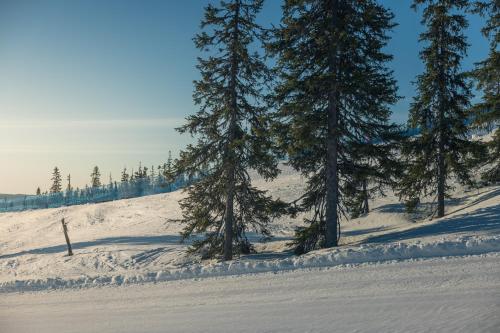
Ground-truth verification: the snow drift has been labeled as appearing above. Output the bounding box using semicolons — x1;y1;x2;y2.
1;235;498;292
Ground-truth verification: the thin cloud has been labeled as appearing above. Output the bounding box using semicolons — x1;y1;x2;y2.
0;145;177;155
0;118;185;129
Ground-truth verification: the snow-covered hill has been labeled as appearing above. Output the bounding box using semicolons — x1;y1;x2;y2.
0;166;499;291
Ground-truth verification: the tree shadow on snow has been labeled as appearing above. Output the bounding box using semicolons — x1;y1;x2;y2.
342;226;392;237
0;234;183;260
374;187;500;215
362;203;500;244
445;187;500;217
243;251;294;261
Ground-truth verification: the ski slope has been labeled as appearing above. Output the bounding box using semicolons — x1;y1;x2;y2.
1;254;499;333
0;165;499;291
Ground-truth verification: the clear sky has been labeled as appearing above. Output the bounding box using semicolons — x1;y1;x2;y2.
0;0;489;194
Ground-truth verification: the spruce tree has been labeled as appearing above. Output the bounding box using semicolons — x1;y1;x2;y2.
471;0;499;181
176;0;283;260
36;187;41;196
344;141;402;219
164;150;175;184
50;167;62;193
269;0;399;253
90;166;101;188
66;174;73;193
399;0;481;217
121;167;129;182
150;165;155;184
134;163;144;179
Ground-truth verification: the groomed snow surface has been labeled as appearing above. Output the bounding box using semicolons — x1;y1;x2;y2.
1;166;499;332
2;254;499;333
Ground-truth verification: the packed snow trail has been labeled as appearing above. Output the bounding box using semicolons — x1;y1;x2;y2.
1;254;499;333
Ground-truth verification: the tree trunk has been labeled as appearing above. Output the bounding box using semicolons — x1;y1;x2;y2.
223;0;240;261
224;115;237;261
224;164;235;260
325;0;339;247
437;18;446;218
362;179;369;215
437;128;445;217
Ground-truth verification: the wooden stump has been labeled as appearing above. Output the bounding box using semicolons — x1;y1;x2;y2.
61;218;73;256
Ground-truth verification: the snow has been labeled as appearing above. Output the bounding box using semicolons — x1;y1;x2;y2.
1;234;499;292
0;164;499;332
1;254;499;333
472;127;498;142
0;165;499;292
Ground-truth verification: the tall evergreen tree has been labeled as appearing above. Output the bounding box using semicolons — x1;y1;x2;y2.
90;166;101;188
471;0;499;181
176;0;283;260
50;167;62;193
399;0;481;217
36;187;41;196
269;0;399;253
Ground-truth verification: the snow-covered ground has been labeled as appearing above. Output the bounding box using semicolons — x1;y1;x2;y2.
0;165;499;291
1;254;499;333
1;165;499;332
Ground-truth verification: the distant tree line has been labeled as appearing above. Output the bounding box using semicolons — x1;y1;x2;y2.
0;152;187;212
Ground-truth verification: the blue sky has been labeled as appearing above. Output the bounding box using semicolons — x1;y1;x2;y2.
0;0;489;194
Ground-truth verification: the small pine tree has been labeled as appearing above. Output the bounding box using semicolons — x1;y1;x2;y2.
470;0;499;182
150;165;155;184
90;166;101;188
132;163;146;196
66;174;73;193
121;167;129;182
134;163;144;179
176;0;284;260
157;164;165;184
399;0;483;217
50;167;62;193
36;187;41;196
164;151;175;184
